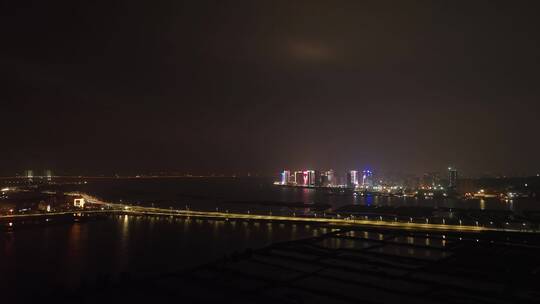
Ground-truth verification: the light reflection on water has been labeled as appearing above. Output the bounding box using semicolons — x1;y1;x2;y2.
0;215;323;294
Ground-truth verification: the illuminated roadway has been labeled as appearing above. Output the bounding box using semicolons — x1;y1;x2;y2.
1;192;537;234
75;194;540;233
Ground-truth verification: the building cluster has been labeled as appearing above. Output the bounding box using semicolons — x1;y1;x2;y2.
278;167;461;193
0;188;87;215
279;169;375;189
24;169;53;182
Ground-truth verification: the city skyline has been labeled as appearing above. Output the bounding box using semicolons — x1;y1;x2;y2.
2;164;539;179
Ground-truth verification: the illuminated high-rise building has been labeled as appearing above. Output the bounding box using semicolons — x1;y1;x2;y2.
280;170;290;185
347;170;359;188
325;169;335;186
448;167;458;189
362;169;373;188
346;172;351;187
304;170;316;186
290;171;297;184
313;170;322;186
294;171;304;185
302;171;309;185
320;174;329;186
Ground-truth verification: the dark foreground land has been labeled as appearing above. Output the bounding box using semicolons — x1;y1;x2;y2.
35;225;540;304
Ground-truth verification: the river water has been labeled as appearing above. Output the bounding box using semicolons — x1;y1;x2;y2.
0;214;325;297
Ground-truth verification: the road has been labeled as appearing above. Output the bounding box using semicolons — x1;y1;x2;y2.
78;193;540;233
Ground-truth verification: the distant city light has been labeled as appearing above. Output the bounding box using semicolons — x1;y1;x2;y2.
74;198;86;208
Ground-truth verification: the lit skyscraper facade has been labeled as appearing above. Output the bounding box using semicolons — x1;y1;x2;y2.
314;170;322;186
325;170;335;186
278;168;378;189
362;169;373;188
448;167;458;189
294;171;304;185
347;170;359;188
306;170;316;186
281;170;290;184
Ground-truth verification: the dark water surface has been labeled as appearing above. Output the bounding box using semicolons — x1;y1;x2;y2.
1;214;326;295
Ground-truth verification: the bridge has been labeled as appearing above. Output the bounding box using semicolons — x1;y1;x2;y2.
1;192;537;234
73;193;537;233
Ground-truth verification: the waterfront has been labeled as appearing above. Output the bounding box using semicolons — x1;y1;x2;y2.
41;177;540;212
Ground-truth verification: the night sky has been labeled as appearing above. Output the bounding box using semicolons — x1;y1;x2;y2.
1;1;539;176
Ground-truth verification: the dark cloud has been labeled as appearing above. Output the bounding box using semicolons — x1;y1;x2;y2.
1;0;539;176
